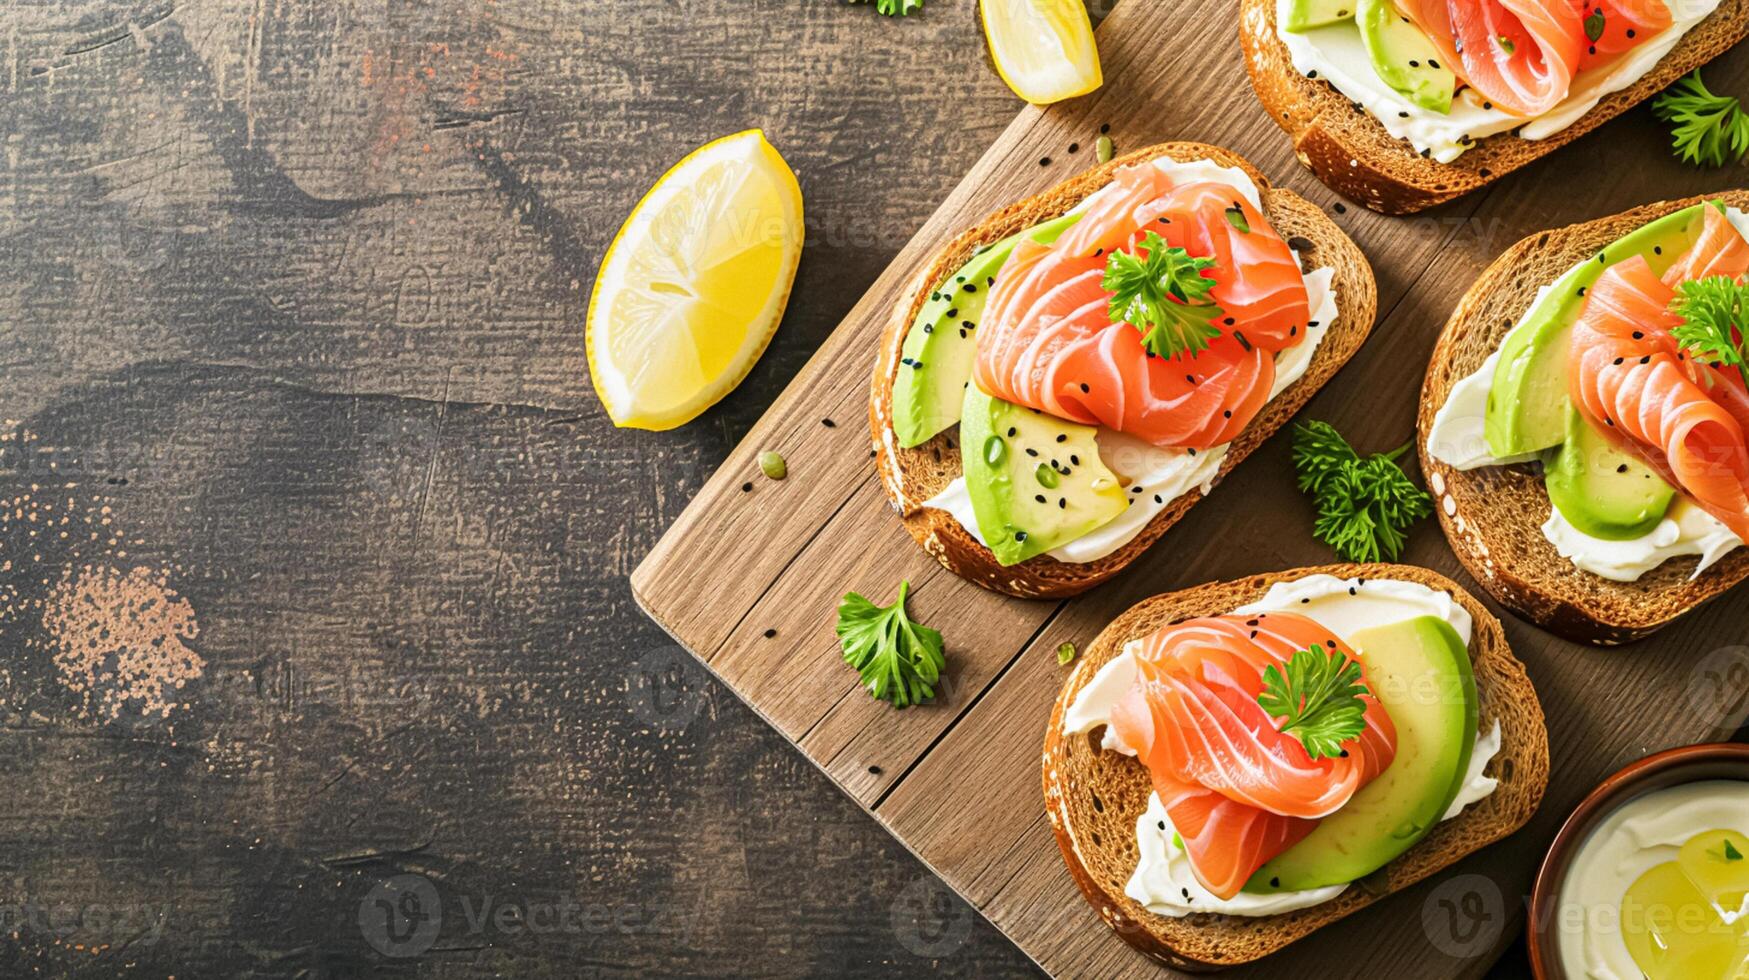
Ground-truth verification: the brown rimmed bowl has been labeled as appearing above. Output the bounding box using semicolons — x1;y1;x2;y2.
1528;742;1749;979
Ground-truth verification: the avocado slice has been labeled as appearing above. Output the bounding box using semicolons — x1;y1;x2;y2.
1246;615;1477;893
1357;0;1454;113
1485;203;1714;458
1546;406;1676;540
892;212;1082;448
1285;0;1356;31
960;383;1127;566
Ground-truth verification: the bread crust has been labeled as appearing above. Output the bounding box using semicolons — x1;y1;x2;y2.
1240;0;1749;214
1419;192;1749;645
1041;563;1548;970
870;143;1378;599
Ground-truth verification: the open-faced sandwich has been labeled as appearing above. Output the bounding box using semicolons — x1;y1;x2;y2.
1044;564;1547;969
871;144;1378;598
1241;0;1749;213
1422;194;1749;643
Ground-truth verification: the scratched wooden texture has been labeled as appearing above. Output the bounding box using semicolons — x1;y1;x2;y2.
0;0;1073;977
631;4;1749;980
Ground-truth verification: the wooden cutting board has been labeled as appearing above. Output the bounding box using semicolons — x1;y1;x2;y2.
632;2;1749;975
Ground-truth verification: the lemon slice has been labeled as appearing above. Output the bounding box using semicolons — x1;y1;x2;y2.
979;0;1103;105
588;130;804;430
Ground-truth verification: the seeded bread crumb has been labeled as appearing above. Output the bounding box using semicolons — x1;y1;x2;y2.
1042;563;1548;969
870;143;1378;599
1419;192;1749;644
1240;0;1749;214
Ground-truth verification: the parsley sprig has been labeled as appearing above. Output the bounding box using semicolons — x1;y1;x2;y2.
1669;274;1749;391
1256;644;1370;760
835;580;945;708
1102;232;1225;360
848;0;922;15
1292;421;1433;563
1652;71;1749;168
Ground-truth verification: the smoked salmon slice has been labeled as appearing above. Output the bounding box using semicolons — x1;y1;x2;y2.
973;163;1312;450
1568;207;1749;543
1108;613;1397;899
1397;0;1666;117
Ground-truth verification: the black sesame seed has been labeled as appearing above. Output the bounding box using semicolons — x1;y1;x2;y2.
741;482;753;492
1627;28;1635;36
1035;494;1047;504
1055;433;1067;443
1068;142;1080;154
764;628;777;638
1014;531;1027;541
1039;156;1051;166
946;307;958;317
1333;202;1347;214
1079;382;1090;393
1100;122;1110;134
1223;410;1233;418
822;418;836;428
964;283;977;293
1617;464;1629;474
1153;494;1163;504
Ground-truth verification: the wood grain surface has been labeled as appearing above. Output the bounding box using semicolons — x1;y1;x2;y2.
633;2;1749;979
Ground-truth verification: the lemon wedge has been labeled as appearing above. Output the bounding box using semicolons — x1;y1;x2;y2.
979;0;1103;105
588;130;804;430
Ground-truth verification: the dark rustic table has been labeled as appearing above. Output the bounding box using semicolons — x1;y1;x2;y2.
0;1;1741;977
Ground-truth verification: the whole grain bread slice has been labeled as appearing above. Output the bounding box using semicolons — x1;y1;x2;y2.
1419;192;1749;645
1240;0;1749;214
1042;563;1548;970
870;143;1378;599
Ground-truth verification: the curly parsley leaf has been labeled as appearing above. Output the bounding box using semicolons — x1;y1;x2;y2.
848;0;923;15
1726;838;1745;861
835;580;945;708
1292;421;1433;563
1653;71;1749;168
1102;232;1225;360
1669;274;1749;391
1256;644;1370;760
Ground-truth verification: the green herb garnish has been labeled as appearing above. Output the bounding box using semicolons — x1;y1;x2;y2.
1292;421;1433;563
1652;71;1749;168
1725;838;1744;862
836;580;945;708
848;0;922;15
1224;203;1251;234
1583;11;1605;42
1102;232;1224;360
1497;35;1515;55
1056;641;1077;665
1257;644;1370;760
1669;274;1749;391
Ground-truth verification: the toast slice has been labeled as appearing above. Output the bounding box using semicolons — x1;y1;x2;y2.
1042;563;1548;970
870;143;1378;599
1419;193;1749;644
1240;0;1749;214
